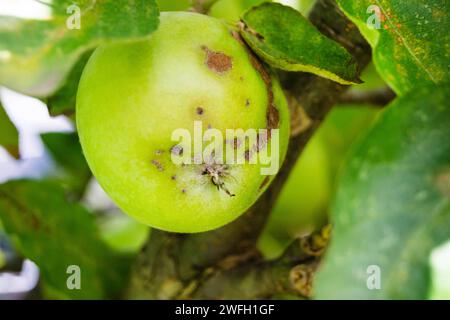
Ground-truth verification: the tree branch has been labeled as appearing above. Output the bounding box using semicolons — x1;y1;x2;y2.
190;0;218;14
124;0;372;299
338;86;396;107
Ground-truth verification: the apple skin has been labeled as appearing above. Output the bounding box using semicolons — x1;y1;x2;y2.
77;12;289;233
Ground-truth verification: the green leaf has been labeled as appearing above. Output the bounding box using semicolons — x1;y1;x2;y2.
0;100;19;159
240;2;361;84
41;132;91;195
0;249;5;269
315;85;450;299
258;105;379;259
0;179;131;299
44;50;93;116
335;0;449;95
0;0;159;97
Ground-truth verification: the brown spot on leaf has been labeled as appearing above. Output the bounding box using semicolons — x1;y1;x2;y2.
0;190;48;232
201;46;232;74
31;215;41;230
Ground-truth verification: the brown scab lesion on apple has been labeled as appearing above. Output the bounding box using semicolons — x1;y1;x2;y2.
201;161;236;197
151;159;164;172
201;45;233;74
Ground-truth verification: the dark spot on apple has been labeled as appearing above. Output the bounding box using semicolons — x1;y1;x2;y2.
245;99;250;107
171;175;177;181
201;45;232;74
151;159;164;172
171;145;183;156
155;149;164;155
196;107;204;115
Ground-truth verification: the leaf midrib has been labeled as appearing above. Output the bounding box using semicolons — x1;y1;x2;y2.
374;0;438;83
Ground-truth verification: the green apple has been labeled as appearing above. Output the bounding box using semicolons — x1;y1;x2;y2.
77;12;289;233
